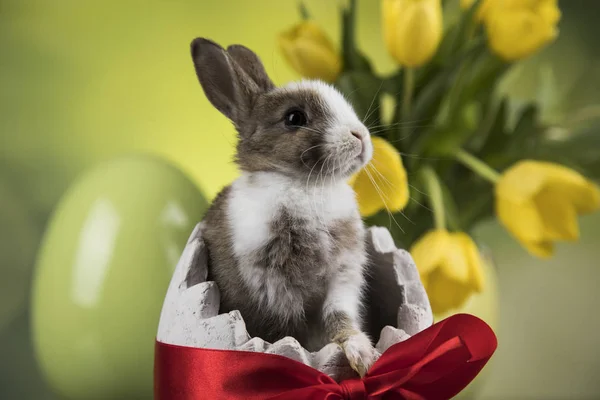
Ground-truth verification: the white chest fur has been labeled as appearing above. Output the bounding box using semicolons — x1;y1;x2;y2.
225;171;367;338
227;171;360;258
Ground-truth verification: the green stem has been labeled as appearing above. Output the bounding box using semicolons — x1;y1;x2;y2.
341;0;357;69
440;59;470;125
390;96;402;143
349;0;357;12
299;2;310;20
421;166;446;230
455;149;500;183
401;68;415;138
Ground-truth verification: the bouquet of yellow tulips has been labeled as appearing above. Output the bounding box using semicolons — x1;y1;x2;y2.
279;0;600;315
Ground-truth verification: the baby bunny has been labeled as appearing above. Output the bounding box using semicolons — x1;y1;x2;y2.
191;37;378;376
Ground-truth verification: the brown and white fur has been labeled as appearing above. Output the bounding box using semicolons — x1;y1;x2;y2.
191;38;378;376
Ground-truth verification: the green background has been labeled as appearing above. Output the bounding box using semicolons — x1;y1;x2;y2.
1;0;599;398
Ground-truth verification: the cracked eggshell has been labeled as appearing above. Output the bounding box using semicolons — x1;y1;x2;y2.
156;224;433;380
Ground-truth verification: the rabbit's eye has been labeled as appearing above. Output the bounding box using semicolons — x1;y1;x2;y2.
284;109;307;129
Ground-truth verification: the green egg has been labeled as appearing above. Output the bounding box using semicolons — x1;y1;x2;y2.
31;155;208;399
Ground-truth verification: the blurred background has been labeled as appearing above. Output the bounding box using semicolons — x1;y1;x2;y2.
1;0;599;398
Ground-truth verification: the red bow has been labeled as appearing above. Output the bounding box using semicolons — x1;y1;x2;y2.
154;313;497;400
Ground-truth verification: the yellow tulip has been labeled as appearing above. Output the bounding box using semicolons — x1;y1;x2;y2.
410;229;485;315
483;0;561;61
278;21;342;82
496;160;600;258
382;0;443;67
350;137;409;218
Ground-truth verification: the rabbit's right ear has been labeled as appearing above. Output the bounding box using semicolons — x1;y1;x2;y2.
226;44;275;93
191;38;259;124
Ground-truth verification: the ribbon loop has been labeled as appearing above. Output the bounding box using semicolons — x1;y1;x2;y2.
340;378;367;400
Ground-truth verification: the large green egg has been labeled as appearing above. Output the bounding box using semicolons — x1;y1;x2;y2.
31;155;208;399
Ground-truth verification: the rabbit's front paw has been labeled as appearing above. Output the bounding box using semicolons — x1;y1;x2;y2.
339;332;380;377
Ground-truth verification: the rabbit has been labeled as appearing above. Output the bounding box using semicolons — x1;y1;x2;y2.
190;37;379;377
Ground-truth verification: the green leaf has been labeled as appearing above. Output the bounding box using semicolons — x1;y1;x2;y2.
382;70;403;96
385;66;443;146
421;102;483;157
478;97;510;158
406;42;488;153
411;69;451;124
442;49;508;126
439;179;461;231
459;189;494;231
480;102;544;171
434;23;460;65
507;104;540;154
434;0;484;64
536;123;600;180
404;175;423;215
535;64;565;125
335;72;383;129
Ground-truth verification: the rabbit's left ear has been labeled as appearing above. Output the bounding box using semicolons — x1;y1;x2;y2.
227;44;275;93
191;38;274;129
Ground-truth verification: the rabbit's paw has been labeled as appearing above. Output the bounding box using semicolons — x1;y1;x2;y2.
339;332;380;378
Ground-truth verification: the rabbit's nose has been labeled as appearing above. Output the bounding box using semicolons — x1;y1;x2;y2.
350;131;363;140
350;131;366;158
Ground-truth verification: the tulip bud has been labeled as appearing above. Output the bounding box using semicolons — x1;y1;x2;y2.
278;21;342;82
350;137;409;217
382;0;443;67
410;229;485;315
495;160;600;258
483;0;561;61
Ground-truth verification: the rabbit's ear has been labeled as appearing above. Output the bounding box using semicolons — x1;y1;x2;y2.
191;38;262;124
227;44;275;93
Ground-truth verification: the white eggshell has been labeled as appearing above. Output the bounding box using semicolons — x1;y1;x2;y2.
156;224;433;379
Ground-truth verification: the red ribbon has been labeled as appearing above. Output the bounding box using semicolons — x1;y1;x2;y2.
154;313;497;400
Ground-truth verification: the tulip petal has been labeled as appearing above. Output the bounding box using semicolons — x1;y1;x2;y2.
497;160;599;241
410;229;451;276
484;0;561;60
496;195;545;242
351;137;409;217
494;160;598;258
539;0;562;26
496;160;548;203
534;187;579;241
454;232;485;292
298;22;338;53
347;173;358;187
412;230;481;315
382;0;398;62
382;0;443;67
522;239;554;259
538;161;600;214
288;40;341;82
279;37;303;73
439;234;471;284
426;268;472;315
278;21;341;82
